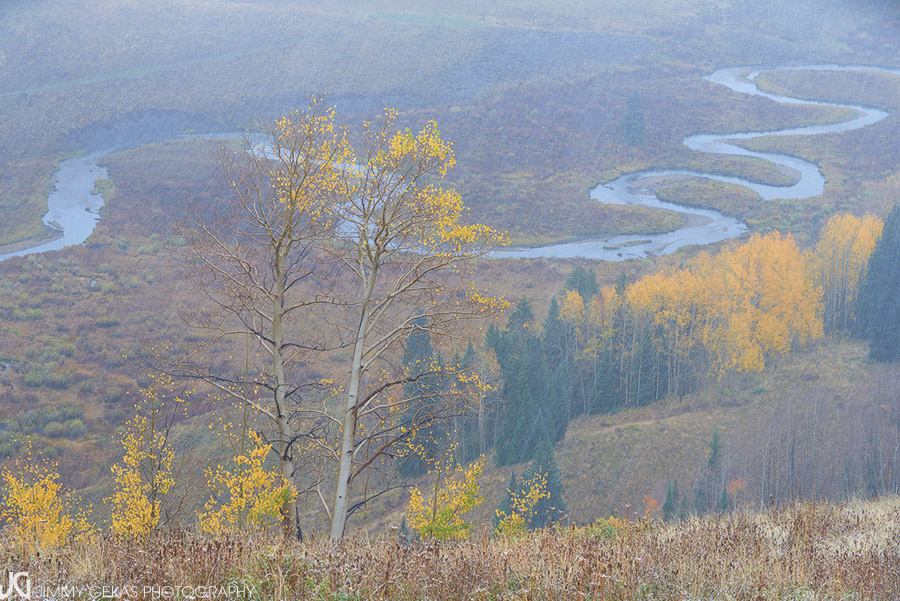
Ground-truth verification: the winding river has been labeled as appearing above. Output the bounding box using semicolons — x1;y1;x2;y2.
2;65;898;264
497;64;899;260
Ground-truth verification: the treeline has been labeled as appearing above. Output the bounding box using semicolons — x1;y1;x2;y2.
459;214;884;467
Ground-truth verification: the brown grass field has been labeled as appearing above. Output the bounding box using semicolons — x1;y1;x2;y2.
3;496;899;600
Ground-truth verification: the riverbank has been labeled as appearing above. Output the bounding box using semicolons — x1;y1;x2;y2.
0;228;63;258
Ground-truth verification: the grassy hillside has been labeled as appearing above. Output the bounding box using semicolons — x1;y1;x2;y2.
3;134;900;533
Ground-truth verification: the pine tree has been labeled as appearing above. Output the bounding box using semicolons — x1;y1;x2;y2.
397;317;445;477
523;438;567;528
492;299;552;465
564;266;599;302
679;492;690;520
662;480;679;522
542;297;572;433
856;204;900;361
717;487;729;514
621;90;646;146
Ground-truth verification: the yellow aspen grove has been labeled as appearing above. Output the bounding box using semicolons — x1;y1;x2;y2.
567;232;823;405
807;213;883;333
1;445;93;553
712;232;822;373
626;267;711;398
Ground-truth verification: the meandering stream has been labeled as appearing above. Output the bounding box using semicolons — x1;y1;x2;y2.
2;65;898;264
497;64;898;259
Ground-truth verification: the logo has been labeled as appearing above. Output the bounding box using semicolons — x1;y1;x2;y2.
0;573;30;600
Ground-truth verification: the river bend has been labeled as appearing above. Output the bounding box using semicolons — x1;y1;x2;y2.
498;64;899;260
2;65;898;263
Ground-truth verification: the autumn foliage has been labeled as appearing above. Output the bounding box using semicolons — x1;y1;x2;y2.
107;377;182;538
199;431;297;535
0;443;93;553
807;213;883;333
406;447;484;541
555;219;879;409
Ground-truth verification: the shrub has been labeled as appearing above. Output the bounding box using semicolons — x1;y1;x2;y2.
23;369;46;387
45;371;73;390
1;447;94;553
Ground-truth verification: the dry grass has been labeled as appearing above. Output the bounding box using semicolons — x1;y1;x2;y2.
4;497;900;600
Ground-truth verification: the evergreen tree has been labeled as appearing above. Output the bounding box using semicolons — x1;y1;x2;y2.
491;299;553;465
856;204;900;361
717;487;729;514
708;428;721;472
695;428;723;514
542;297;573;431
493;471;519;529
679;492;690;520
523;438;567;528
621;90;646;146
564;266;599;302
662;479;679;522
397;316;444;477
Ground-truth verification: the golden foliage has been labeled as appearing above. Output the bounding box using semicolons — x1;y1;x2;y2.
712;231;822;372
807;213;883;333
199;431;297;535
568;231;827;401
106;377;181;537
406;446;484;541
1;443;93;553
495;470;549;537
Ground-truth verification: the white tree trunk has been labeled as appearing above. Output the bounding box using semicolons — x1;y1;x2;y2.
330;267;377;539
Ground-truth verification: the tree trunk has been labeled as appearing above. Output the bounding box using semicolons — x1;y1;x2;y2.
330;267;377;539
272;248;300;538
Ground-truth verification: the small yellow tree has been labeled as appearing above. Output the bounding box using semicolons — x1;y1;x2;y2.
107;377;181;537
199;431;297;535
1;444;93;553
406;446;484;540
495;470;549;537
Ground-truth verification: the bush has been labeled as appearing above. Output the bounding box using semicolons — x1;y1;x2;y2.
100;387;124;403
96;316;119;328
23;369;46;387
43;419;85;439
45;371;73;390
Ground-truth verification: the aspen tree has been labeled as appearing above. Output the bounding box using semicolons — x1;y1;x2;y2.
327;110;505;538
180;99;504;540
